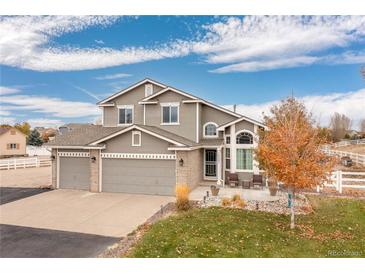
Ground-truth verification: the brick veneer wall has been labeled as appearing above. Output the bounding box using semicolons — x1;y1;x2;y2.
90;150;100;192
176;149;203;189
51;148;57;189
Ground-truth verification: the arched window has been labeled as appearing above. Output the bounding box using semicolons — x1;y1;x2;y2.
236;132;253;144
204;122;218;137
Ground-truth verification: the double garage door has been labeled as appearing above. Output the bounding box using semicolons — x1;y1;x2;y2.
102;158;176;196
59;156;176;196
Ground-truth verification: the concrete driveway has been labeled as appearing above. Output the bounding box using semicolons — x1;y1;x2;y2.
0;189;174;237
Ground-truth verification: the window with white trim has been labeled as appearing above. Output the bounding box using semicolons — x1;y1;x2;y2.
236;148;253;170
145;84;153;97
161;103;179;124
226;136;231;144
8;143;18;150
236;132;253;144
132;131;141;146
118;105;134;125
225;147;230;169
203;122;218;138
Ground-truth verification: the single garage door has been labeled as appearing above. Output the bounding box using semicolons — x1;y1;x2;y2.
59;157;90;190
102;159;176;195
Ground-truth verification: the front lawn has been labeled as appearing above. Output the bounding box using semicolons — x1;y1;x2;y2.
129;196;365;257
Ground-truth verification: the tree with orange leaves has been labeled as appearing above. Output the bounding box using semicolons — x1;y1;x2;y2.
256;97;335;229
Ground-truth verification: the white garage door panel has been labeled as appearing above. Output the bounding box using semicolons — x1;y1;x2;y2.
59;157;90;190
102;159;176;196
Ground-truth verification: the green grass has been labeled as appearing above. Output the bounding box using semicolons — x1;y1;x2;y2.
129;196;365;258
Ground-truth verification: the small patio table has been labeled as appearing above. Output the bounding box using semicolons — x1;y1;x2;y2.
242;180;251;189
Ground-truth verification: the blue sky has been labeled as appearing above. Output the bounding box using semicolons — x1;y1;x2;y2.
0;16;364;128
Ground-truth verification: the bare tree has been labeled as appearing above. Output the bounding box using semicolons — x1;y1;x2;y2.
330;113;352;142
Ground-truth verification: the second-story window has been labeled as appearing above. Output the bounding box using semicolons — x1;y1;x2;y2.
203;122;218;138
161;103;179;125
118;105;134;125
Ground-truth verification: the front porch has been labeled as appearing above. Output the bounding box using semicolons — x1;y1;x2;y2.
190;186;279;202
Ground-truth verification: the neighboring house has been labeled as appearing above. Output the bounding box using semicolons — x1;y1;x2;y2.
47;78;266;195
35;126;57;142
0;127;27;158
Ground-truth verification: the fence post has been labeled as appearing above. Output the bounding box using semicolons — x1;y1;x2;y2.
337;170;342;194
14;158;17;170
316;185;320;193
335;170;339;191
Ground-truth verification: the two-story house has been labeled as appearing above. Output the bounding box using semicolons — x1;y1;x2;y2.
48;78;265;195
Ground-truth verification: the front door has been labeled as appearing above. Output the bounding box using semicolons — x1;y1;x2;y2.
205;149;217;178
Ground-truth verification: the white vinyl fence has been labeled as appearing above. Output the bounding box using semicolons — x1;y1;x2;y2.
322;148;365;166
26;145;51;156
332;138;365;148
319;170;365;194
0;156;52;170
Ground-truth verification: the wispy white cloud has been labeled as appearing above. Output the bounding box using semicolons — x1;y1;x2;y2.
0;117;16;125
95;39;104;45
0;16;190;72
71;85;100;100
95;73;132;80
196;16;365;73
1;16;364;73
0;86;20;95
225;88;365;129
27;118;65;128
0;86;100;118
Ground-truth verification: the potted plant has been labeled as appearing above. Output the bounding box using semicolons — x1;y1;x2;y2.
268;178;278;196
210;185;220;196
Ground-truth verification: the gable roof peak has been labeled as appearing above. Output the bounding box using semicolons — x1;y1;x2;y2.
97;77;167;105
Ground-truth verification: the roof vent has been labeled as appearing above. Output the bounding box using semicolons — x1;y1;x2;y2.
233;104;237;113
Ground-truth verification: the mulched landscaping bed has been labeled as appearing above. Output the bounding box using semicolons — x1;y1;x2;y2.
198;192;313;215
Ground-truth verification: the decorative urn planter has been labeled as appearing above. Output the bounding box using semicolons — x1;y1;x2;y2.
210;185;220;196
268;178;278;196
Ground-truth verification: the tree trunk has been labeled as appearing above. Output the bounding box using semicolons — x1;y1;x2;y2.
290;190;295;229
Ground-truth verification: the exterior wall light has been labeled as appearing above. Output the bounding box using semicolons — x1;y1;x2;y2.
51;155;56;160
91;156;96;163
179;158;184;166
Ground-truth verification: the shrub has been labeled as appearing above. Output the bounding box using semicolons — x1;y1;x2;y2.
221;197;232;207
234;199;246;208
231;194;241;202
175;184;191;211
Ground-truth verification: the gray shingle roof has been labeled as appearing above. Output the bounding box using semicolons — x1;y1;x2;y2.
136;125;196;146
47;124;197;147
48;124;122;146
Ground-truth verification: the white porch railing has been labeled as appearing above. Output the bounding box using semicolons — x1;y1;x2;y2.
322;148;365;166
319;170;365;194
0;156;52;170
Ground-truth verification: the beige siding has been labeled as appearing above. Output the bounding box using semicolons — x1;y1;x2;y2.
235;120;255;133
102;130;174;154
103;83;164;127
0;129;26;157
200;105;236;141
145;91;197;142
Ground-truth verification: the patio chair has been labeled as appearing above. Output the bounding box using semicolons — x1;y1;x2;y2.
227;173;239;188
252;174;264;189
